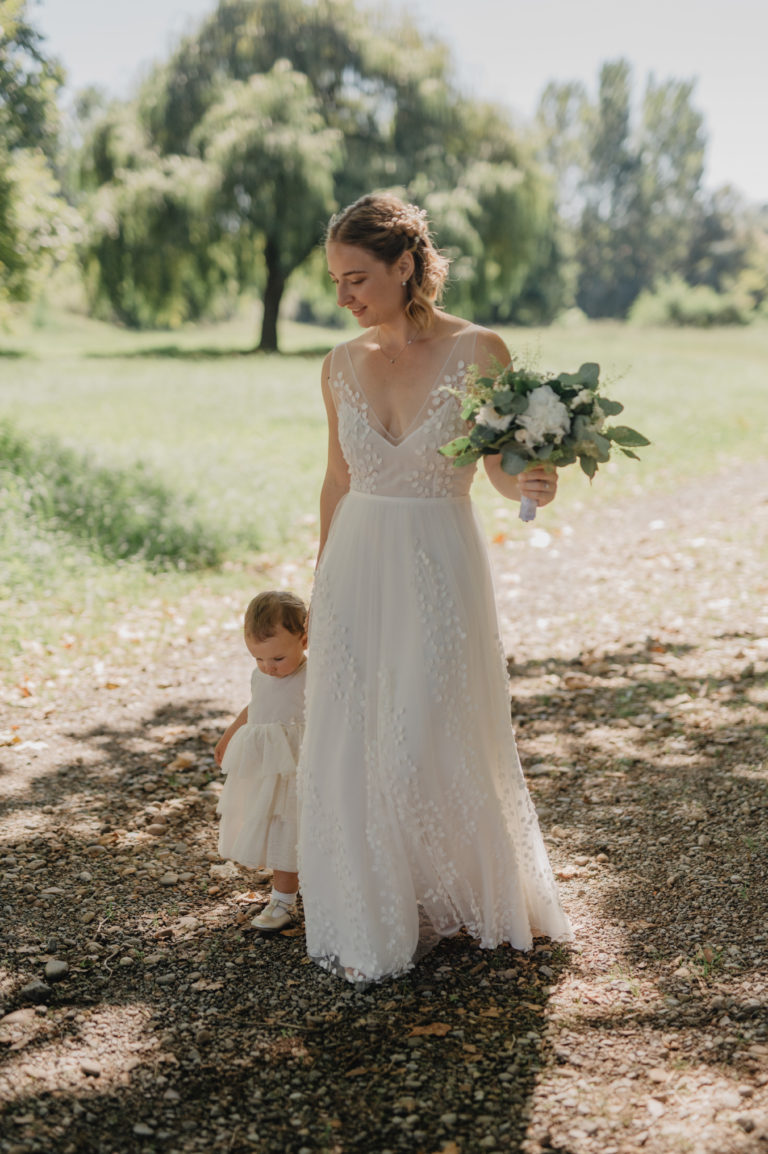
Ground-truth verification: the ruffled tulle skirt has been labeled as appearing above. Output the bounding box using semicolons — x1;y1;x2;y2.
298;491;572;982
217;722;300;873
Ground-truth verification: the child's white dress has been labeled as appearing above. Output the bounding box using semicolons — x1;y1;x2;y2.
217;662;306;872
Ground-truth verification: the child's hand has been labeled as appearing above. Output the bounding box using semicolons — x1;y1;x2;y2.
215;707;248;767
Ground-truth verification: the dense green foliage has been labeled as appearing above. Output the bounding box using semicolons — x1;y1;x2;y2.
77;0;561;346
0;0;78;310
3;3;766;334
0;419;228;573
0;0;61;153
629;276;755;328
536;61;767;322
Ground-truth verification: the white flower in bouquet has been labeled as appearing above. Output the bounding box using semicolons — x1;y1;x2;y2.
516;384;570;445
476;404;514;432
514;427;537;450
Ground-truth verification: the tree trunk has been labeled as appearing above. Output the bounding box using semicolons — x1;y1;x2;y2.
258;239;285;352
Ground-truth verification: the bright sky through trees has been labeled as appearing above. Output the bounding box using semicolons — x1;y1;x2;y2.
35;0;768;204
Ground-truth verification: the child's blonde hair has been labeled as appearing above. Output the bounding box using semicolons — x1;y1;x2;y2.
244;591;307;642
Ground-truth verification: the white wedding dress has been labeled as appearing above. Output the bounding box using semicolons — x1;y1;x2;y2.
298;324;572;982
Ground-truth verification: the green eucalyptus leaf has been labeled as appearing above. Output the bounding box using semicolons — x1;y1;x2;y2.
557;362;600;388
579;455;597;479
491;388;514;412
453;449;482;467
552;445;577;466
597;398;624;416
607;425;651;447
577;363;600;386
470;424;502;447
438;436;471;458
620;448;641;460
500;450;529;476
592;433;612;461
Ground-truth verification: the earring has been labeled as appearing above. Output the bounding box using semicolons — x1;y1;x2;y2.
401;281;407;286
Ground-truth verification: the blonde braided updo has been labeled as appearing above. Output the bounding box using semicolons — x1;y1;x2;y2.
326;192;450;332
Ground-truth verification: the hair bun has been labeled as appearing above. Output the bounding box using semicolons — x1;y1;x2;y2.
389;204;429;241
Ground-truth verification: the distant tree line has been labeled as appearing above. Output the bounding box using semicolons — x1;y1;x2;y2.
1;0;766;344
0;0;80;310
536;61;768;326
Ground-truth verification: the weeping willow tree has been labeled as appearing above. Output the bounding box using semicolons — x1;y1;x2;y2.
79;0;565;347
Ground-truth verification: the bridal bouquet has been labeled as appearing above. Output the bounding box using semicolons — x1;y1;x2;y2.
439;360;649;521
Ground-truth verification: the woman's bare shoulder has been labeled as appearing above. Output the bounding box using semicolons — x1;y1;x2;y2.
435;314;506;351
322;332;360;376
469;322;511;369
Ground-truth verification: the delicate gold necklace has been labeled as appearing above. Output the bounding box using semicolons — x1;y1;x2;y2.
376;326;414;364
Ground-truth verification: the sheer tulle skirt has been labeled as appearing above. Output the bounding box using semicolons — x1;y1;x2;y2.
298;491;572;982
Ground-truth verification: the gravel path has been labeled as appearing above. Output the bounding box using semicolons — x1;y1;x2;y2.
1;463;767;1154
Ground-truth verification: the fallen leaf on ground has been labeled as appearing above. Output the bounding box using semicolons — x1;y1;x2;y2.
408;1022;452;1038
167;752;196;771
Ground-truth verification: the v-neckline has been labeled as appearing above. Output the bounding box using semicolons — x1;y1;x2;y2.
344;329;468;446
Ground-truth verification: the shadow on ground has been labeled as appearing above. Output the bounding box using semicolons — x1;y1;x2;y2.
1;627;766;1152
84;344;335;361
0;700;562;1153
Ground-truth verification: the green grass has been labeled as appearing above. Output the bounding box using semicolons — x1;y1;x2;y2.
0;307;338;551
2;306;767;681
0;420;227;569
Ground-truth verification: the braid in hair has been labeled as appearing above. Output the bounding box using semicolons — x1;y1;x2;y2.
326;193;450;332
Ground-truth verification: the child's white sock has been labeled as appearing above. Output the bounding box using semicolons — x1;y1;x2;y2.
271;888;297;906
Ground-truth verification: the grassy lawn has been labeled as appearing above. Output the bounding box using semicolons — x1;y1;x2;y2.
2;306;767;677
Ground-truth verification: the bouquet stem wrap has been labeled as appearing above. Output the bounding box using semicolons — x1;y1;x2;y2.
519;495;537;523
518;461;554;522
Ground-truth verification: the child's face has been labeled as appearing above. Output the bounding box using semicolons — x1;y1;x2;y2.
246;625;306;678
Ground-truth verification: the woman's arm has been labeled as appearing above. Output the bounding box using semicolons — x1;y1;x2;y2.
317;352;351;564
475;329;558;510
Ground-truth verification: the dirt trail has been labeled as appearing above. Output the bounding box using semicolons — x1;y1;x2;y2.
1;463;767;1154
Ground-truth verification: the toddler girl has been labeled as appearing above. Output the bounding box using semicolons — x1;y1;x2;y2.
215;590;307;931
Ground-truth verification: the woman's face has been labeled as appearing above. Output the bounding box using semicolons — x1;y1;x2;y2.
326;241;409;328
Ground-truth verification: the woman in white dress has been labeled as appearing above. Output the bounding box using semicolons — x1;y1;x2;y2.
298;192;572;983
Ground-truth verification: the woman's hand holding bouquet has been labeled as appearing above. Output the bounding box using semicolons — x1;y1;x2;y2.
440;360;650;521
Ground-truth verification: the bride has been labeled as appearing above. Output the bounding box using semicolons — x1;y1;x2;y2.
297;191;572;983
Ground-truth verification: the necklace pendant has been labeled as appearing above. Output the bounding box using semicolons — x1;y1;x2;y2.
377;326;414;365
